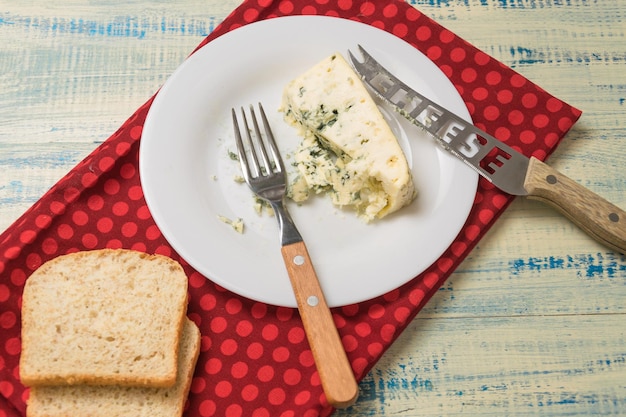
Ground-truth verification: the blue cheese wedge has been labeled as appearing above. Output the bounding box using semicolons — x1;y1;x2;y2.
281;53;416;222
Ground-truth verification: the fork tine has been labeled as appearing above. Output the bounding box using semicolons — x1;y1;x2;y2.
247;104;273;176
257;103;285;174
231;108;254;181
240;106;264;178
236;103;284;178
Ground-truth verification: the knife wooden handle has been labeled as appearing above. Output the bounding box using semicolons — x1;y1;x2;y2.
280;241;359;408
524;156;626;254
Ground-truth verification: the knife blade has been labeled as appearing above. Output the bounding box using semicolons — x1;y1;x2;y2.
349;45;625;254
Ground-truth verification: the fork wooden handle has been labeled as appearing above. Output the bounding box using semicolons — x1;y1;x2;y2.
281;241;359;408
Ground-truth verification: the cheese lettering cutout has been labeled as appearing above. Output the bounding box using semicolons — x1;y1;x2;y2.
281;53;416;222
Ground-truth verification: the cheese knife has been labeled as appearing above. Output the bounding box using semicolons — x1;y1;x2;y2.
349;45;625;254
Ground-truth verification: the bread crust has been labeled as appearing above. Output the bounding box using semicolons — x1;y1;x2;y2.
26;318;201;417
20;249;189;388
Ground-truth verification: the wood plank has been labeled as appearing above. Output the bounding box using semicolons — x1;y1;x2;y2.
0;1;236;231
336;314;626;416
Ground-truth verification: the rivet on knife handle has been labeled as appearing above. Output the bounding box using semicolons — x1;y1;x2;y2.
524;157;626;253
349;45;626;254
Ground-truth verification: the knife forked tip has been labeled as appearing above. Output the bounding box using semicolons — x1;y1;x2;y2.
347;44;366;64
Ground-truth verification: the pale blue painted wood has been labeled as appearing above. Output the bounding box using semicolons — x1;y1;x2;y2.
1;1;625;415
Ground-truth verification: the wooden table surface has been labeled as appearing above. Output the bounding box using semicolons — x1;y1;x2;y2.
1;1;625;415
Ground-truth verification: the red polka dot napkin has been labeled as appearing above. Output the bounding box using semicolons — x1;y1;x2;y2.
0;0;581;416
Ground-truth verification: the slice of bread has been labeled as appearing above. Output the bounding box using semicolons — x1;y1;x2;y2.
26;318;201;417
20;249;189;387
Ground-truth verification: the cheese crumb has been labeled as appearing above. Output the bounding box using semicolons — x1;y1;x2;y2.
217;215;244;234
253;197;275;217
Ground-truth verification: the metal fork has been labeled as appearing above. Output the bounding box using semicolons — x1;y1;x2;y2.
232;103;359;408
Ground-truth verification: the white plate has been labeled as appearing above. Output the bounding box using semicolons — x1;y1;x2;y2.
140;16;478;307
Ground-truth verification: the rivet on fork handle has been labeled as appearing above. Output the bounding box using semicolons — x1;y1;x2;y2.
281;241;359;408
